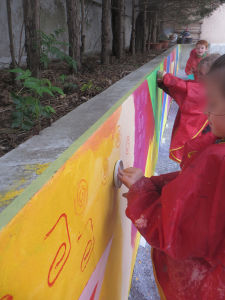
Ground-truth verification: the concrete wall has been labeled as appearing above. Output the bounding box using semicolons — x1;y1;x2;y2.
0;0;132;68
201;4;225;43
0;0;24;68
0;46;179;300
178;44;193;71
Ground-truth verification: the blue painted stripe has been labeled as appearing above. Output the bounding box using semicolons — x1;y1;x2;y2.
160;92;168;142
166;54;171;73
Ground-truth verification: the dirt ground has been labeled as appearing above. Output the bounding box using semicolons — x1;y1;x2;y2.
0;50;164;157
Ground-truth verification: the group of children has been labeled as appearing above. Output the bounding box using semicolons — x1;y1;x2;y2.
119;41;225;299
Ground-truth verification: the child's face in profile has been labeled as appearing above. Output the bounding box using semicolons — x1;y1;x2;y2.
196;44;207;57
206;79;225;137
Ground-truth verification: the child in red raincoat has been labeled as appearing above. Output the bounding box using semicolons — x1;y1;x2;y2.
119;54;225;300
158;54;220;163
185;40;208;80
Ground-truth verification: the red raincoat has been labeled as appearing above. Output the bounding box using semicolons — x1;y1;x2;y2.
185;49;205;80
126;133;225;300
162;73;208;163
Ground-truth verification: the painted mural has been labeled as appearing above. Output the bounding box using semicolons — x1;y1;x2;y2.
0;47;179;300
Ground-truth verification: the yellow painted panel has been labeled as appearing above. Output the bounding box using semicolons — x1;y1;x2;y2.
0;47;179;300
0;96;137;300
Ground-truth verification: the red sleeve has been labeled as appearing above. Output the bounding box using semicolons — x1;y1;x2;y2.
150;172;179;191
125;172;179;247
185;56;193;75
163;74;188;107
126;151;225;261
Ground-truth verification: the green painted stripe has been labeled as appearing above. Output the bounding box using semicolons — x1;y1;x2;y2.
0;46;178;230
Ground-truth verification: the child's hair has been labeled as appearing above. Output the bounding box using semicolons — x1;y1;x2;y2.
198;53;221;71
208;54;225;95
196;40;209;48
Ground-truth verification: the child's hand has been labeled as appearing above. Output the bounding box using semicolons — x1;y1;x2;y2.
118;167;144;189
157;70;166;82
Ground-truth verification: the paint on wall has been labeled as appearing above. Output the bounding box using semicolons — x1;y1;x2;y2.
0;47;179;300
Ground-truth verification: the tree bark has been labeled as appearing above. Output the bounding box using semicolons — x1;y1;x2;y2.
152;12;158;43
80;0;85;63
6;0;16;68
130;0;136;55
112;0;124;59
66;0;81;71
119;0;125;59
142;3;147;53
147;17;153;51
101;0;111;64
134;12;143;52
23;0;40;77
111;0;117;56
18;22;25;66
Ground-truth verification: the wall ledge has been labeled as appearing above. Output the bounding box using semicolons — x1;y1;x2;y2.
0;46;177;226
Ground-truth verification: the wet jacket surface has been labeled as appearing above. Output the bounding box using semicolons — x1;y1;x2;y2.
162;73;208;163
185;49;203;80
126;133;225;300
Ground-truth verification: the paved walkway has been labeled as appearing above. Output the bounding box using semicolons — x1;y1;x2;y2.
129;101;180;300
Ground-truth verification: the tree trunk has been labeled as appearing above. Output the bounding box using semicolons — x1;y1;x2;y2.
130;0;136;55
157;19;161;42
101;0;111;64
66;0;81;71
152;12;158;43
142;3;147;53
111;0;117;56
147;17;153;51
119;0;125;59
80;0;85;63
23;0;40;77
112;0;124;59
6;0;16;68
134;12;143;52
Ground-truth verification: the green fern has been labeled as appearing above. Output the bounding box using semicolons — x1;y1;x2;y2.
10;68;64;130
40;29;77;71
